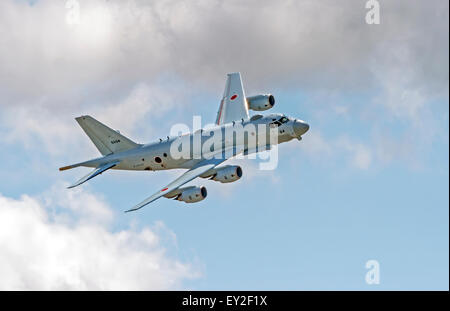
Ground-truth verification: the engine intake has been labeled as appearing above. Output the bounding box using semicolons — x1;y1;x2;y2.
177;186;207;203
211;165;243;183
246;94;275;111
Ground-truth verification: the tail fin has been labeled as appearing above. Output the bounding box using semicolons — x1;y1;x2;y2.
215;72;249;125
76;115;140;155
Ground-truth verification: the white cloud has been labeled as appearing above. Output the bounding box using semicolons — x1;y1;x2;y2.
0;0;446;291
0;185;199;290
336;136;372;170
296;130;373;170
0;0;447;167
0;0;447;99
0;81;179;157
301;131;333;159
41;182;114;226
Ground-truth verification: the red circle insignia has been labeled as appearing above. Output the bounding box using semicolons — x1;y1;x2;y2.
230;94;238;100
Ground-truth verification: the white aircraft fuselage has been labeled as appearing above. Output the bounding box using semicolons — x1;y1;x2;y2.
77;113;309;172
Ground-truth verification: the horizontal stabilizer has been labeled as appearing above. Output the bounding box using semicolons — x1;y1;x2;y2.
68;161;120;189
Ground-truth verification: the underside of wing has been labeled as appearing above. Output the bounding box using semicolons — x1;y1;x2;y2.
215;72;249;125
125;157;228;212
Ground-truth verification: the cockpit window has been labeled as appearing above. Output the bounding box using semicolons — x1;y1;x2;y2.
279;117;289;124
270;116;288;127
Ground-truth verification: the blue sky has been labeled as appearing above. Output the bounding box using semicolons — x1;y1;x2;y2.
0;0;448;290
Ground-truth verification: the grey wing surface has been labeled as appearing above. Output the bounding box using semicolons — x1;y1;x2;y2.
125;157;227;213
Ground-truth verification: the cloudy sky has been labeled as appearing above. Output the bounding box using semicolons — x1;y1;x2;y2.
0;0;448;290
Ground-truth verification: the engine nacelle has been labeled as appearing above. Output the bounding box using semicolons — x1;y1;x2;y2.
212;165;243;183
177;186;207;203
246;94;275;111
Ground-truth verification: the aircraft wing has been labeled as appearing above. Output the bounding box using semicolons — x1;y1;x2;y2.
67;160;120;189
215;72;249;125
125;157;228;213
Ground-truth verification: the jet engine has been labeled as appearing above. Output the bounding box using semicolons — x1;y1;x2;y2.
246;94;275;111
211;165;243;183
176;186;208;203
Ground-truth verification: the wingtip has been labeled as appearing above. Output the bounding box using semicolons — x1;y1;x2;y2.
125;202;148;213
67;181;82;189
124;208;138;213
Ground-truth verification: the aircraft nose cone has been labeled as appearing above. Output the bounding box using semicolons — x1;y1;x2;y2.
293;120;309;137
